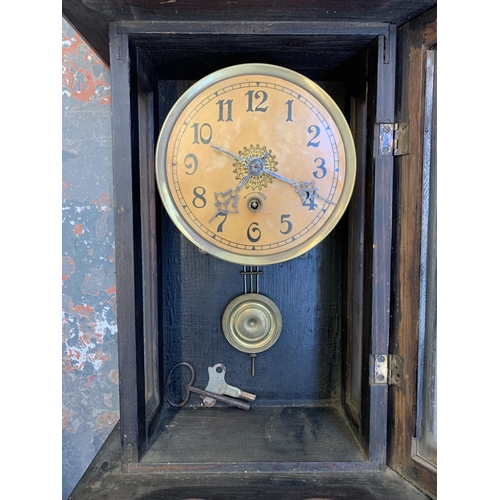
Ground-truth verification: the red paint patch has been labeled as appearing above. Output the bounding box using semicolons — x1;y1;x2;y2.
73;303;94;317
62;35;82;56
108;255;115;262
94;348;111;364
92;332;103;343
62;31;111;104
79;332;93;348
62;179;70;189
64;67;110;104
67;347;81;360
90;193;111;210
106;286;116;295
74;223;83;235
85;375;95;387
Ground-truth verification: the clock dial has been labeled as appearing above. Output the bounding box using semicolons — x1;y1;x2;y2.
156;64;356;265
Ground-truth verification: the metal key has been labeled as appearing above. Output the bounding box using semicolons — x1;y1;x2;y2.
202;363;257;407
165;362;251;411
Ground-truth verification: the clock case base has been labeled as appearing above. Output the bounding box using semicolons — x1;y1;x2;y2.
110;21;395;475
69;423;430;500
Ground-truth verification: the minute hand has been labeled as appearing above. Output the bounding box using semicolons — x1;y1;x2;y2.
261;168;297;187
261;168;333;205
210;144;246;163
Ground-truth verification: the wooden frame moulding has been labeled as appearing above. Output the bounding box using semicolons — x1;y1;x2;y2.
109;19;396;473
388;7;437;499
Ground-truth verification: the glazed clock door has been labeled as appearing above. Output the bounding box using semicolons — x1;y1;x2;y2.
388;7;437;499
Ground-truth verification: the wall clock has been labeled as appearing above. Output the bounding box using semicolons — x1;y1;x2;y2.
155;63;356;266
155;63;356;371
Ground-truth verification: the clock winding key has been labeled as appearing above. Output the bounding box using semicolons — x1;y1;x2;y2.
201;363;257;407
165;362;251;411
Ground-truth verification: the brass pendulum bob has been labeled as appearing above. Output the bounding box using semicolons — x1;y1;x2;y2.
222;293;282;376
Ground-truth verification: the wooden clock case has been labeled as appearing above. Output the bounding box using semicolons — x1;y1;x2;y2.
63;1;437;497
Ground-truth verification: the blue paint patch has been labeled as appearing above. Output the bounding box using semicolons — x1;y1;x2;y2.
62;17;118;500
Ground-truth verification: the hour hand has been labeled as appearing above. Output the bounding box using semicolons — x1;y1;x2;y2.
209;173;252;232
210;144;246;163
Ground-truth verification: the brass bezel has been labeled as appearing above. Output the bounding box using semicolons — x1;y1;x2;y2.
155;63;356;265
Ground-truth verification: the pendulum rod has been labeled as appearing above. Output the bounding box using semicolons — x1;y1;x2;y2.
240;266;263;375
241;265;262;294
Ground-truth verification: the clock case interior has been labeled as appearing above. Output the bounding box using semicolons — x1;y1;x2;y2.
112;22;395;472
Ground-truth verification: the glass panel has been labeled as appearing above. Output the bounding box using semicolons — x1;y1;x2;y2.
139;89;160;422
347;88;367;416
416;49;437;467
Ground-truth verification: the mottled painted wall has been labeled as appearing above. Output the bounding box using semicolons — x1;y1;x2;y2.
62;18;119;500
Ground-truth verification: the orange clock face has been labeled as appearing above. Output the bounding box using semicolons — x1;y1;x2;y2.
156;64;356;265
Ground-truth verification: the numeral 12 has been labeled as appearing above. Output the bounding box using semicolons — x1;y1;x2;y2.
246;90;268;112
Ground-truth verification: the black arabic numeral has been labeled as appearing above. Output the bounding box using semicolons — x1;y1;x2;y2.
247;222;261;242
216;213;227;233
307;125;321;147
184;153;198;175
216;99;233;122
246;90;268;112
285;100;293;122
192;186;207;208
191;123;212;144
312;158;327;179
302;196;318;211
280;214;293;235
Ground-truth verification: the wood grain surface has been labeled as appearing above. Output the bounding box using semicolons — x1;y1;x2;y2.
388;7;437;499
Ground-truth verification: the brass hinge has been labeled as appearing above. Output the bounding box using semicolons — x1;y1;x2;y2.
378;122;410;156
371;354;404;387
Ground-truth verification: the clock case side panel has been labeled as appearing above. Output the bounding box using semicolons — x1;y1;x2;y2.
110;20;396;471
110;27;165;468
135;45;164;438
362;27;396;466
341;28;397;467
109;28;146;468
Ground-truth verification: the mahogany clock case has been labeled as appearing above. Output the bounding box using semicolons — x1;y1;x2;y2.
110;21;396;472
